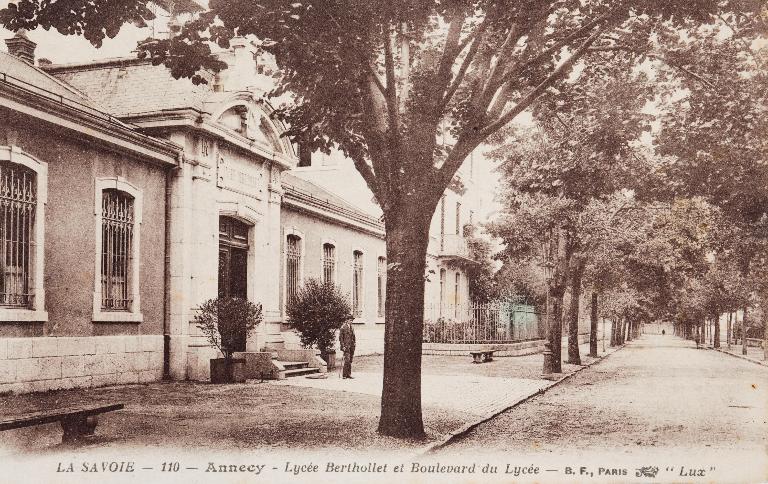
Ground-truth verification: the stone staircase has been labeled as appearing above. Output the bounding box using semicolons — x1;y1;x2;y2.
275;357;321;378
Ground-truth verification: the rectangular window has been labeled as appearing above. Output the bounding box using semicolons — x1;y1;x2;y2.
456;201;462;235
440;196;446;251
286;235;302;306
101;189;134;311
0;161;36;308
323;243;336;284
439;268;446;316
377;256;386;318
454;272;461;318
352;251;363;318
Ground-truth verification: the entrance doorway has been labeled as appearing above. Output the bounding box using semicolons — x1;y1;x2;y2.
218;216;250;351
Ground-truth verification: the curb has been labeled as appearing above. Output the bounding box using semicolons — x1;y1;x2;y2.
711;347;768;367
416;345;624;456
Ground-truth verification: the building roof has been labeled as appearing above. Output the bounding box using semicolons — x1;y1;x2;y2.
44;57;212;117
0;51;104;112
282;172;384;234
0;50;181;166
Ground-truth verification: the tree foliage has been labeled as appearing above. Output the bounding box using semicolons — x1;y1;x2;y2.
194;297;263;361
286;278;353;354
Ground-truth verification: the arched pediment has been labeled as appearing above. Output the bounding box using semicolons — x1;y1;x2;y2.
210;94;293;156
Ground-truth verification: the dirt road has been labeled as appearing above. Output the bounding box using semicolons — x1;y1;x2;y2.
437;334;768;482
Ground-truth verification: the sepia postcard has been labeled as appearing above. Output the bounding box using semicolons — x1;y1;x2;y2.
0;1;766;482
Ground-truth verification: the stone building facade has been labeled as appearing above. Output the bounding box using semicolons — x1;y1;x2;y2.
0;42;180;393
0;31;484;390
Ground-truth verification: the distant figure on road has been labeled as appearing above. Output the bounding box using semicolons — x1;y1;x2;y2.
662;329;666;335
340;318;356;379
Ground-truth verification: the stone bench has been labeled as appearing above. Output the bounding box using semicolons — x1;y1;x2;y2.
470;350;495;363
0;403;124;443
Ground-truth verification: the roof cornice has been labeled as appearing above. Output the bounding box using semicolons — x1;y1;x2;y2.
123;109;297;170
282;185;385;238
0;75;181;166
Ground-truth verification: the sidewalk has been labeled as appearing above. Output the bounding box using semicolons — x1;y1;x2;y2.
0;340;614;456
709;342;767;366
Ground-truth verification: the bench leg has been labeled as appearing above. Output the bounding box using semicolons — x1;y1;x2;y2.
472;354;482;363
61;416;98;443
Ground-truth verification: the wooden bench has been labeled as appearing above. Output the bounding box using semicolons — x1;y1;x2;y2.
0;403;124;443
470;350;495;363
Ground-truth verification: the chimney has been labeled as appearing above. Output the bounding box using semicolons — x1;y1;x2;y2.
5;30;36;65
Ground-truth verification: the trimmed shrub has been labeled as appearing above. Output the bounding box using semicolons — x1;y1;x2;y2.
287;278;352;354
194;296;263;360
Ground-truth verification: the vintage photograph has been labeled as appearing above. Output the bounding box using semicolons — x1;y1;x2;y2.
0;0;766;482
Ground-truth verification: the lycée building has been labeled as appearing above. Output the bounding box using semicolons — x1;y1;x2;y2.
0;30;481;392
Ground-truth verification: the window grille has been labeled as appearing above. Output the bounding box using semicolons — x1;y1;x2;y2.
322;243;335;284
377;257;386;317
0;161;36;308
352;251;363;318
101;189;134;311
286;235;302;305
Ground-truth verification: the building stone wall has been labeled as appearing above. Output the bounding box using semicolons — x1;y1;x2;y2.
0;335;164;394
0;113;168;340
280;207;386;355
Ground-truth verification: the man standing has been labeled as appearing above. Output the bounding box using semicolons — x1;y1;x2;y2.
339;318;356;379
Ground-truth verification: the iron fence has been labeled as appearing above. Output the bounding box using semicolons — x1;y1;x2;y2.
423;303;546;344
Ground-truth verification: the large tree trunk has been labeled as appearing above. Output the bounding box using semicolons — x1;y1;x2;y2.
589;291;598;357
714;315;720;349
727;312;732;349
566;261;585;364
742;306;748;356
377;210;432;439
617;317;624;345
549;293;565;373
610;317;617;347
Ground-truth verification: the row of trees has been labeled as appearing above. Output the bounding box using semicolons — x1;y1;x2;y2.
487;8;768;372
3;0;764;439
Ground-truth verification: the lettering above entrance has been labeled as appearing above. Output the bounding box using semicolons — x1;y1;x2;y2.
217;155;266;199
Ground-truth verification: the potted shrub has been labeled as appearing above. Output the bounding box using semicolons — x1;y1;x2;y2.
286;278;352;370
194;296;263;383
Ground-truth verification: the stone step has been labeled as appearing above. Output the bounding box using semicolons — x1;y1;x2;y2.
283;367;320;378
279;361;309;370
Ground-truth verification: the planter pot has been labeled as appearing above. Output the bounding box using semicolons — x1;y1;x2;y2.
321;350;336;370
210;358;247;384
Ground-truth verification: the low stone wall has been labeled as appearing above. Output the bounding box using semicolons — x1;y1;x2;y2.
0;335;165;394
423;339;545;356
423;333;592;357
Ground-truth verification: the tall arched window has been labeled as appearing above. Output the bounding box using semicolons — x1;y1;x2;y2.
0;147;47;322
0;160;36;308
322;243;336;284
101;189;135;311
286;234;302;305
93;177;142;322
352;250;363;317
